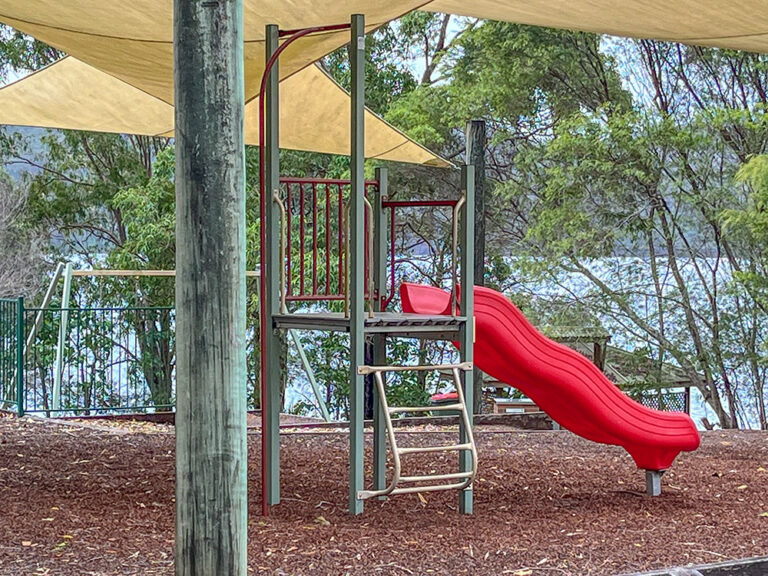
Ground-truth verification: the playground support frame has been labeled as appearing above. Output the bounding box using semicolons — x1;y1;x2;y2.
259;14;475;516
459;164;476;514
260;14;368;516
260;18;354;517
348;13;367;515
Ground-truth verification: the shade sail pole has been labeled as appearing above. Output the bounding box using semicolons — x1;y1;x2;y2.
174;0;247;574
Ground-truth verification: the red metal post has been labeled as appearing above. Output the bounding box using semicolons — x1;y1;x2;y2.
312;182;318;295
299;183;305;294
325;184;331;295
286;182;292;296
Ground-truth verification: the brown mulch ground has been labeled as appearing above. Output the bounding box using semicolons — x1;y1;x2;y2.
0;414;766;576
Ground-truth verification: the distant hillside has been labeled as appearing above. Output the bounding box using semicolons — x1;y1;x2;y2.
3;125;49;180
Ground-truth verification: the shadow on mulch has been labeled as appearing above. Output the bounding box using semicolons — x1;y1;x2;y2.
0;414;765;575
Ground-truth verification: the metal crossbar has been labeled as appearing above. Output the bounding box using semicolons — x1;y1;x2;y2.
357;362;478;501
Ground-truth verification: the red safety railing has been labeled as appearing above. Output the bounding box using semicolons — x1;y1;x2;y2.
380;199;461;311
278;177;378;305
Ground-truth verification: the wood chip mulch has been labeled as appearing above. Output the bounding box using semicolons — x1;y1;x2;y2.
0;413;766;575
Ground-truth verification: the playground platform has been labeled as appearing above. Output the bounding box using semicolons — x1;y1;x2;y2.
273;311;466;338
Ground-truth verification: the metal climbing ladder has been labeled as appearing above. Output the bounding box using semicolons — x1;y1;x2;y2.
357;362;478;500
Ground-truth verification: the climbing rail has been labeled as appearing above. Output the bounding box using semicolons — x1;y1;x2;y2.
274;177;467;317
357;362;477;500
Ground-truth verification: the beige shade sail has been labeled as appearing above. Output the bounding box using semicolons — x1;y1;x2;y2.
1;0;767;168
0;0;430;105
0;57;449;166
427;0;768;54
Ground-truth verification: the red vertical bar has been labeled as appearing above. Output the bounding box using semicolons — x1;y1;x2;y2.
388;207;396;309
363;201;368;298
312;182;318;296
325;183;331;295
286;183;292;296
337;183;343;295
300;183;305;295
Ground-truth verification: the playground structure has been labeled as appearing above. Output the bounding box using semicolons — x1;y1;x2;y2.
256;16;700;516
0;14;703;519
259;17;478;515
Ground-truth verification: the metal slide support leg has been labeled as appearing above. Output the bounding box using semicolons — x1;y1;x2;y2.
372;167;388;497
52;262;73;412
290;329;331;422
459;165;475;514
645;470;663;496
348;13;366;516
264;23;282;506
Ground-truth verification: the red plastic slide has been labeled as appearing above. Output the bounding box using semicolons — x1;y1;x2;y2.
401;283;700;471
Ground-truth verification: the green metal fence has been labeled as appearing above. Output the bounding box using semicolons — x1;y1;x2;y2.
0;300;179;416
0;298;23;415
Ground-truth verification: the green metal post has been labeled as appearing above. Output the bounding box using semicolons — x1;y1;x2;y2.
174;0;247;572
16;297;23;417
372;167;388;497
349;13;366;515
264;23;283;507
459;165;475;514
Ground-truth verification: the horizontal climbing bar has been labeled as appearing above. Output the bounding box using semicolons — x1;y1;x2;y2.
358;362;472;375
382;199;459;208
388;403;462;413
399;471;474;483
398;443;473;455
279;177;378;186
389;481;472;496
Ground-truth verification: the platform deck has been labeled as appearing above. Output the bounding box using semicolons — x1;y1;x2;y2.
273;311;466;338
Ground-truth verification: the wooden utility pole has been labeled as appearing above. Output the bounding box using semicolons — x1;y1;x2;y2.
466;120;486;414
174;0;247;574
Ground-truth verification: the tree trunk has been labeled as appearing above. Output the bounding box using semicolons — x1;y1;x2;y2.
174;0;247;574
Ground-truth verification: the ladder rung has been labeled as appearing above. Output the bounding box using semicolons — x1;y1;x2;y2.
400;471;473;483
398;443;472;455
389;403;463;413
390;482;473;496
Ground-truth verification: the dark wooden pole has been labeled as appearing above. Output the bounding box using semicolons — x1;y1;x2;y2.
174;0;247;573
466;120;486;414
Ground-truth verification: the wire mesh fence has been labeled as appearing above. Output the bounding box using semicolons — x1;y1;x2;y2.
1;296;693;417
20;306;175;416
632;388;690;413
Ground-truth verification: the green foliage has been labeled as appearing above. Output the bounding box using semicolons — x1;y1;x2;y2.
323;24;417;116
0;25;60;80
723;155;768;310
6;15;768;426
450;22;630;129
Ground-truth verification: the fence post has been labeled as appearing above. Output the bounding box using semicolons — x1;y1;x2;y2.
16;297;24;417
